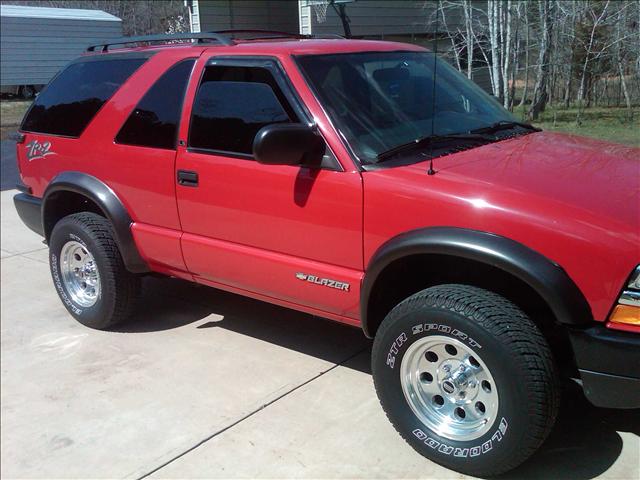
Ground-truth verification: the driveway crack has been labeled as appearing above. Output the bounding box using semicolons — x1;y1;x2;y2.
135;345;369;479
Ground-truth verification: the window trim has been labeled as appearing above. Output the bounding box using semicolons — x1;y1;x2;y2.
19;52;155;139
187;56;342;171
114;57;197;151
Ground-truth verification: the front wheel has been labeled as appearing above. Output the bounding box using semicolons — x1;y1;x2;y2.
49;212;139;329
372;284;559;477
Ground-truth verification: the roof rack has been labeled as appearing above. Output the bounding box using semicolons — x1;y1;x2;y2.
87;32;234;52
86;30;344;53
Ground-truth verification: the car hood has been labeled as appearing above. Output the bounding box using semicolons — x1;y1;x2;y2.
364;130;639;321
399;131;639;235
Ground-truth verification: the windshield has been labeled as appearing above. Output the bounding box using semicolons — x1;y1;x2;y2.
296;51;518;165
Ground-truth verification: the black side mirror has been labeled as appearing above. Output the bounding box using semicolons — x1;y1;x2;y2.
253;123;325;166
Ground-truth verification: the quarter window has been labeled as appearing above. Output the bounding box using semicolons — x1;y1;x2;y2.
21;57;147;137
116;59;195;150
189;66;297;155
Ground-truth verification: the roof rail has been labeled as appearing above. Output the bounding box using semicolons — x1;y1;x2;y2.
87;32;234;52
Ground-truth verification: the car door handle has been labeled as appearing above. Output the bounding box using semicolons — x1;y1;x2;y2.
177;170;198;187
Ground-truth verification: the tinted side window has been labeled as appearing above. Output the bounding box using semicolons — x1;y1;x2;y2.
22;57;147;137
116;59;195;150
189;66;297;155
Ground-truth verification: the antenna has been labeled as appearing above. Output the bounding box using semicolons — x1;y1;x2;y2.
428;0;440;176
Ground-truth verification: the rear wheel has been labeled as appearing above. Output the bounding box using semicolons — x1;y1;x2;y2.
372;284;559;477
49;212;139;329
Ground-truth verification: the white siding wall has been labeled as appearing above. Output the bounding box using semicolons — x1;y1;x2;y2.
299;1;312;35
194;0;491;93
188;0;201;33
307;1;440;37
196;0;299;33
0;7;122;87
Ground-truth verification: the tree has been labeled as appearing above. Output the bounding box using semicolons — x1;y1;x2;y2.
527;0;553;120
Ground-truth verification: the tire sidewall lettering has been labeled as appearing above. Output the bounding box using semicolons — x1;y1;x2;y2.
381;314;513;460
50;231;99;318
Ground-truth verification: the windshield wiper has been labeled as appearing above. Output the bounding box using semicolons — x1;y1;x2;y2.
471;120;541;135
376;133;496;162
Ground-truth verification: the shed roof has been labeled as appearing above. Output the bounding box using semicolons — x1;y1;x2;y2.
0;4;121;22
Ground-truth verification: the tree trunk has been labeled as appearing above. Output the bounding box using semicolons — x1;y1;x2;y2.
465;0;474;79
527;0;553;121
502;0;512;109
619;62;633;118
488;0;503;99
518;4;530;107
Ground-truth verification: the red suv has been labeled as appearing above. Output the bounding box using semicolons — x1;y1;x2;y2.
13;32;640;476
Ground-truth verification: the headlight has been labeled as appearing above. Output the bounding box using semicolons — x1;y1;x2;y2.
628;266;640;291
609;266;640;328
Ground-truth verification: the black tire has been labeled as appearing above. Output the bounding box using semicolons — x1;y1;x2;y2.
49;212;140;329
372;284;559;477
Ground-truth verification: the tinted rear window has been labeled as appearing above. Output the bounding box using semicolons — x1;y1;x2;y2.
21;57;147;137
116;59;195;150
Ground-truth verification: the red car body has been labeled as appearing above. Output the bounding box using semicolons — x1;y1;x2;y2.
13;37;640;411
16;40;639;328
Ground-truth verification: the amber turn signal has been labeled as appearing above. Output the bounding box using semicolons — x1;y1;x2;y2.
609;304;640;326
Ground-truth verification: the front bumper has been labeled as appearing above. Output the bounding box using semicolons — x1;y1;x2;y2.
569;325;640;409
13;192;43;237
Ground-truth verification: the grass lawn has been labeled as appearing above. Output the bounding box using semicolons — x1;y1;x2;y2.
1;100;31;140
513;105;640;147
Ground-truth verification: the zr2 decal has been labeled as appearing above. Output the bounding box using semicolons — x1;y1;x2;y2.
25;140;55;161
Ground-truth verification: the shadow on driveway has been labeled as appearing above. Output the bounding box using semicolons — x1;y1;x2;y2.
504;381;638;479
119;275;638;479
1;140;18;191
117;275;372;373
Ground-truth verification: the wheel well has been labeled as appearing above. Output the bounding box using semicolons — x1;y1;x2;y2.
43;191;105;241
366;254;576;373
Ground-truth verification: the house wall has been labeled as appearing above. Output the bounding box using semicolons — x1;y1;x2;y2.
194;0;299;33
0;6;122;87
300;1;491;93
188;0;201;32
301;0;449;37
194;0;491;93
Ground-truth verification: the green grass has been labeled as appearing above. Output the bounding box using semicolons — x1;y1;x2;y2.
0;100;31;127
513;105;640;147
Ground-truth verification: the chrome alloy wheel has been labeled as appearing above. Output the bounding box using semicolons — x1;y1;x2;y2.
60;240;101;307
400;335;499;441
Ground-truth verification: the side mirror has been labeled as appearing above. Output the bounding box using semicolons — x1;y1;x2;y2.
253;123;325;166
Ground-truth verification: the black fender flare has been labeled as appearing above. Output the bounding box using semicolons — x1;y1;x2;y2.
361;227;593;338
43;172;149;273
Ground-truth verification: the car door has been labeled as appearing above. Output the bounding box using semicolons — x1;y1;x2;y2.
175;56;363;321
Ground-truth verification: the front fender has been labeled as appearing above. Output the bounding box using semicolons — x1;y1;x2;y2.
361;227;593;337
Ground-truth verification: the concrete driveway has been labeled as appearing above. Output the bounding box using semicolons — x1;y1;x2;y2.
1;140;18;191
1;189;638;479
